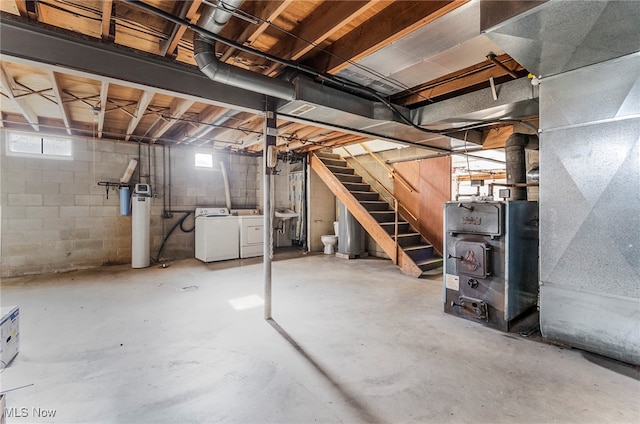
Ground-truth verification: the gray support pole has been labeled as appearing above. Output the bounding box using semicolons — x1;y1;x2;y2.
263;97;277;320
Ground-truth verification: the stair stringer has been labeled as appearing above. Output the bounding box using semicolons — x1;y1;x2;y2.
310;154;423;277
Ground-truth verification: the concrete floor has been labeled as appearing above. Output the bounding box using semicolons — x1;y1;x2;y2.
1;252;638;423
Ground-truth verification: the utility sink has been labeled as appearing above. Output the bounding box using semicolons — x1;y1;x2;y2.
274;209;298;234
274;208;298;221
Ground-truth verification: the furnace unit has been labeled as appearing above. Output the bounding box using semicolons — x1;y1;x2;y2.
443;200;539;331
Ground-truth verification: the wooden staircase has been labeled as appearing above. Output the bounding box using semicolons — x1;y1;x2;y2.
311;150;443;277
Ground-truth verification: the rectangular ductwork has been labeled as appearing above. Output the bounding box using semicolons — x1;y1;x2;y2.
482;0;640;364
277;75;454;150
482;0;640;77
278;76;539;150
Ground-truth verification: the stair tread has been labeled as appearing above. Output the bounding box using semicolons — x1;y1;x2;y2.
403;244;434;251
314;152;444;278
392;232;421;238
416;257;443;266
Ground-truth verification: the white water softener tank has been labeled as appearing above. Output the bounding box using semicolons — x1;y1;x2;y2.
132;183;151;268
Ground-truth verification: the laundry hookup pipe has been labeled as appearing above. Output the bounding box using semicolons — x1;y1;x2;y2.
220;161;232;211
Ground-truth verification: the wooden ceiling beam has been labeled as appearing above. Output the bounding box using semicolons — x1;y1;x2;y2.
14;0;29;17
15;0;37;19
160;0;202;57
276;128;342;152
238;118;306;150
456;172;506;182
392;54;525;106
220;0;293;62
177;106;231;144
149;99;195;142
46;70;72;135
125;91;154;141
264;0;379;75
205;111;256;141
97;81;108;139
304;0;466;75
245;124;335;153
0;64;39;131
101;0;114;41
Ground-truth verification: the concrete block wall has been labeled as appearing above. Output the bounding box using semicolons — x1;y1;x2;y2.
152;149;260;260
0;132;260;277
1;136;139;277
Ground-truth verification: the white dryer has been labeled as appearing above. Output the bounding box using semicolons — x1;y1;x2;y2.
239;215;264;258
195;207;239;262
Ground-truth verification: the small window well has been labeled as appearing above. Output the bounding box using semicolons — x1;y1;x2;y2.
195;152;213;168
7;131;72;158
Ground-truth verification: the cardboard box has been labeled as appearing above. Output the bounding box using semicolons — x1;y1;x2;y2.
1;306;19;368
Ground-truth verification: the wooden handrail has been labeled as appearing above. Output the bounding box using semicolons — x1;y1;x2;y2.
359;143;418;193
310;154;423;277
342;147;418;222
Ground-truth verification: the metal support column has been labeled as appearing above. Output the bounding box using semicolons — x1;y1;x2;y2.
263;96;277;320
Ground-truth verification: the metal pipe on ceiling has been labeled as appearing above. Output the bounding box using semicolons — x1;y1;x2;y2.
192;0;296;101
120;1;449;136
198;0;242;34
122;0;534;149
193;35;295;100
384;148;506;165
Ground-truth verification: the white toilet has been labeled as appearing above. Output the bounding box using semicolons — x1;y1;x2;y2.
321;221;339;254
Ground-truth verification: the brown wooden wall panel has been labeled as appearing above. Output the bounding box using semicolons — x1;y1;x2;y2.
418;156;450;254
394;156;451;254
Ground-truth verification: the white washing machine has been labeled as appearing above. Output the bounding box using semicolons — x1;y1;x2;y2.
195;207;239;262
239;215;264;258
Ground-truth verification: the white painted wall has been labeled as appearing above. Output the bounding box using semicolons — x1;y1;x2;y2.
308;166;336;253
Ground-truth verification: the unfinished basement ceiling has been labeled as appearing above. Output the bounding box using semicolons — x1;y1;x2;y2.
0;0;533;154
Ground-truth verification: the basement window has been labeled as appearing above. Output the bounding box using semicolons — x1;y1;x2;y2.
194;152;213;168
6;131;72;158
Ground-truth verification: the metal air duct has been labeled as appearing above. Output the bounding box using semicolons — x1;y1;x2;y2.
121;1;538;150
193;0;295;100
505;132;538;200
198;0;242;34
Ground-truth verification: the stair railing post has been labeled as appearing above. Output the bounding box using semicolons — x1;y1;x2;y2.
394;198;399;265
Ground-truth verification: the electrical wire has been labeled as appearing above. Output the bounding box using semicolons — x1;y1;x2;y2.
230;4;416;96
24;0;535;147
123;0;490;138
49;0;417;99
